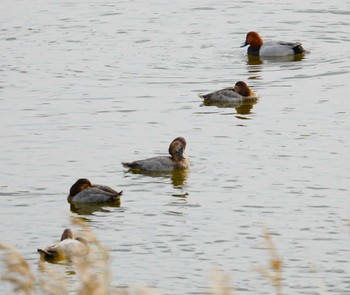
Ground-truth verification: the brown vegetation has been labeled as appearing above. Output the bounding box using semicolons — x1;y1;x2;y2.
1;219;284;295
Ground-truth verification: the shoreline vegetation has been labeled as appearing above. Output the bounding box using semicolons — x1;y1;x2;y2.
1;218;283;295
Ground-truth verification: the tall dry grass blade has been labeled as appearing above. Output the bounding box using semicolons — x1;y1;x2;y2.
70;217;111;295
37;259;68;295
210;267;235;295
309;264;328;295
254;229;283;295
133;286;164;295
0;243;35;295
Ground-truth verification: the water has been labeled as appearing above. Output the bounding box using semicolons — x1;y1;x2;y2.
1;0;350;294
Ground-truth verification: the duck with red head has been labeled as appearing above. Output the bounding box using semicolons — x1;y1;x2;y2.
199;81;258;104
67;178;122;203
122;137;189;172
241;31;306;56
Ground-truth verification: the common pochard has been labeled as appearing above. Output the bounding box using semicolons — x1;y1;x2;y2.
37;228;88;262
67;178;122;203
122;137;189;172
200;81;258;103
241;31;306;56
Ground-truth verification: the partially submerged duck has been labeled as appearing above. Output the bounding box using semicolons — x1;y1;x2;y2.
200;81;258;104
68;178;122;203
37;228;88;262
241;31;306;56
122;137;189;172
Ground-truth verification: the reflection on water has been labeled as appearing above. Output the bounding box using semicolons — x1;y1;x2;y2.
171;192;189;198
202;100;257;115
235;101;257;115
246;55;264;66
171;170;188;188
247;54;305;65
124;169;188;188
70;201;121;216
246;53;305;80
38;258;79;270
38;254;71;265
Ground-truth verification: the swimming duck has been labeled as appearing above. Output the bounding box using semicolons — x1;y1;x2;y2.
199;81;258;103
241;31;306;56
122;137;189;172
67;178;122;203
37;228;88;262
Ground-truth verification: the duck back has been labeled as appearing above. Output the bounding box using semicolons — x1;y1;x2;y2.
259;41;305;56
123;156;174;172
71;187;121;203
200;87;243;103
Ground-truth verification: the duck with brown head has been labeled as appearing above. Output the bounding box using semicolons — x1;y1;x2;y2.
200;81;258;104
241;31;306;56
122;137;189;172
67;178;122;203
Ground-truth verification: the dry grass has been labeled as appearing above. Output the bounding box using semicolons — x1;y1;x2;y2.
1;221;286;295
71;217;111;295
210;267;235;295
0;217;111;295
254;229;283;295
0;243;35;295
37;261;68;295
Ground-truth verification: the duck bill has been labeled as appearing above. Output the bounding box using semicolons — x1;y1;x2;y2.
177;148;185;160
240;41;248;47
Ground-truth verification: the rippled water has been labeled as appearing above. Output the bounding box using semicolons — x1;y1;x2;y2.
1;0;350;294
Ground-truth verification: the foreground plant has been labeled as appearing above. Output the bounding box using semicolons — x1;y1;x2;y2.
1;221;285;295
255;229;283;295
0;243;35;295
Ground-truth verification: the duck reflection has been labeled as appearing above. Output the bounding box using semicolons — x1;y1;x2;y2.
235;101;257;115
202;100;257;115
70;200;121;215
247;53;305;65
171;169;188;187
245;55;263;80
125;169;188;188
247;54;264;66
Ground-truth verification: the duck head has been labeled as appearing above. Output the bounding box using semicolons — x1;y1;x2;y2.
169;137;186;161
241;31;264;49
234;81;252;96
60;228;74;240
69;178;92;197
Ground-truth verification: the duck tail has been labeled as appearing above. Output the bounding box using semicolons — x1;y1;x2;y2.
198;93;210;100
37;249;50;259
293;43;305;54
122;162;140;169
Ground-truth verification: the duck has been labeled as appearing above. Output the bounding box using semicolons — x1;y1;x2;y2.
122;137;189;172
241;31;306;56
37;228;88;262
67;178;122;203
199;81;258;103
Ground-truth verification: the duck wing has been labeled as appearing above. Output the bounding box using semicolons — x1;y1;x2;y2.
72;187;121;203
93;184;122;196
200;87;242;102
58;239;88;257
261;41;305;56
123;156;174;172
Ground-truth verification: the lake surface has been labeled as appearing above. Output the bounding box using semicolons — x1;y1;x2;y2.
1;0;349;294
